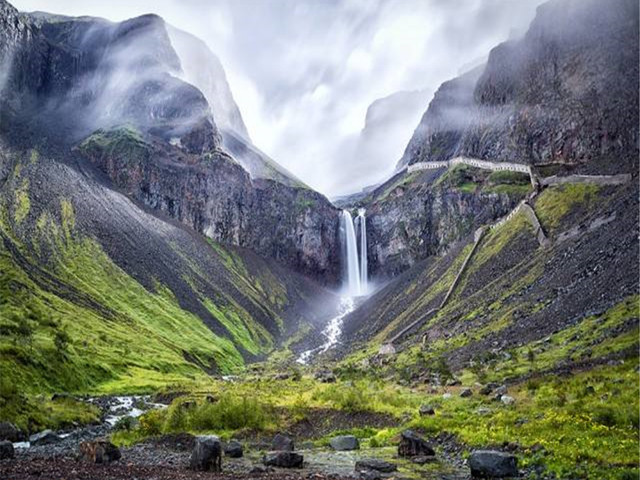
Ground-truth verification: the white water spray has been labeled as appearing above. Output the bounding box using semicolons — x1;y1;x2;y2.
342;210;361;296
358;208;368;295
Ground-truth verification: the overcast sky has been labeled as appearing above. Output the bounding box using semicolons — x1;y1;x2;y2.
13;0;543;196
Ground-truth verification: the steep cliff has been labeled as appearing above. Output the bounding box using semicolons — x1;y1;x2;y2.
398;0;639;173
351;165;529;278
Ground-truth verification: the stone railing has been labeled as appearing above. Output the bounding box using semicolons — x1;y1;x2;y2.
540;174;631;187
408;156;537;187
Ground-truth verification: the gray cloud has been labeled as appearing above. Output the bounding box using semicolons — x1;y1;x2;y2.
13;0;544;196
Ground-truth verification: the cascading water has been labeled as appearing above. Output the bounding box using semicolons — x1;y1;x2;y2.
358;208;368;295
342;210;361;296
296;209;369;364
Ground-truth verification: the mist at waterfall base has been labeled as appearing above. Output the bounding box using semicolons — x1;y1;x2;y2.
296;209;370;364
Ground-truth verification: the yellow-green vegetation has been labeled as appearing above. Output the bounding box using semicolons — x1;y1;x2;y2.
0;377;100;432
535;184;599;228
13;179;30;223
110;358;638;479
467;295;640;382
0;200;248;400
411;361;639;480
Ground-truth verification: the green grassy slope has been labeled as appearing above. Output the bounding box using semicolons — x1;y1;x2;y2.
335;181;639;478
0;145;334;405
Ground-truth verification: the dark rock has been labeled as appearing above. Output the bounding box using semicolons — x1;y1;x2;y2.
468;450;518;478
262;451;304;468
272;433;294;451
355;458;397;473
460;388;473;398
398;430;435;457
29;430;61;446
205;395;217;403
189;435;222;472
0;422;24;442
419;405;435;416
224;440;243;458
315;370;337;383
329;435;359;451
79;439;121;464
479;383;499;395
0;440;14;460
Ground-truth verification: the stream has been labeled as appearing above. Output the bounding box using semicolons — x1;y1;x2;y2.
297;296;355;365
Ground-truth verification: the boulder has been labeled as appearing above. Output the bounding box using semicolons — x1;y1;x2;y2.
468;450;518;478
398;430;435;457
460;388;473;398
190;435;222;472
224;440;243;458
479;383;499;395
500;395;515;406
355;458;397;473
0;422;24;442
494;385;507;396
29;430;61;446
272;433;294;451
0;440;14;460
315;371;337;383
263;451;304;468
419;405;435;416
79;439;121;464
329;435;359;451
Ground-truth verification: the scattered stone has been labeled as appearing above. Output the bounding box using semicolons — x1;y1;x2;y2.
189;435;222;472
501;395;515;406
79;439;121;464
329;435;359;451
29;430;61;446
355;459;397;473
460;388;473;398
476;407;492;415
446;378;462;386
224;440;243;458
419;405;435;416
468;450;518;478
0;440;14;460
250;465;271;474
442;393;452;399
274;373;291;381
263;451;304;468
494;385;507;396
0;422;24;442
315;371;337;383
272;433;294;451
300;441;315;450
479;383;499;395
411;455;437;464
378;344;396;355
398;430;435;457
205;395;217;403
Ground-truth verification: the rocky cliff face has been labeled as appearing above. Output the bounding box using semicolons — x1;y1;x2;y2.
77;129;340;281
354;167;526;279
0;3;341;284
398;0;639;173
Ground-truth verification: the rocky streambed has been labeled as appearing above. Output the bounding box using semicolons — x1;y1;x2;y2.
0;395;481;480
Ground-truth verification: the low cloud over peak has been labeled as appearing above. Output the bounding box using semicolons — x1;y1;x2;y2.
13;0;543;196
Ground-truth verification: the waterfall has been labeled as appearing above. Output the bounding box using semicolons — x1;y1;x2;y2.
358;208;368;295
342;210;361;296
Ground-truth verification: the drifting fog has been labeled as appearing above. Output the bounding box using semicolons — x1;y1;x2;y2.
13;0;543;196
